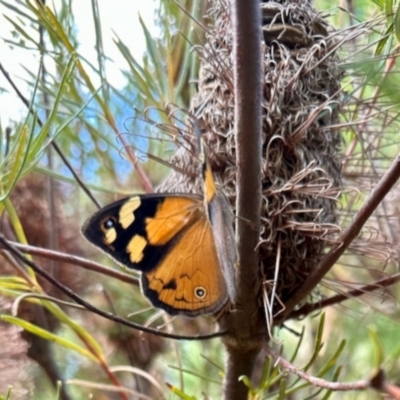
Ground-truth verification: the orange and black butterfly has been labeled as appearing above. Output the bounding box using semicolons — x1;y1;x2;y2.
82;139;236;317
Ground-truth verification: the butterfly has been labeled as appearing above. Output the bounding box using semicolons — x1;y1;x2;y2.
82;141;237;317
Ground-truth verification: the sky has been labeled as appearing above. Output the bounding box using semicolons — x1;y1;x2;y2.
0;1;157;126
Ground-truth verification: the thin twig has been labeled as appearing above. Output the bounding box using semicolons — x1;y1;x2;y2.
8;241;139;286
280;152;400;321
0;235;226;341
290;271;400;319
12;293;86;315
264;345;369;391
265;344;400;398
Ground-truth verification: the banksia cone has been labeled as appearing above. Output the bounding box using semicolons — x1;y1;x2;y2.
161;0;342;315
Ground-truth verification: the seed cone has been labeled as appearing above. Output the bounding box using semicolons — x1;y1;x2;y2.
161;0;342;313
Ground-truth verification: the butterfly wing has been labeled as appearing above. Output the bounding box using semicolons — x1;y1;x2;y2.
202;149;237;304
208;192;237;304
142;214;228;317
82;194;200;273
82;194;228;316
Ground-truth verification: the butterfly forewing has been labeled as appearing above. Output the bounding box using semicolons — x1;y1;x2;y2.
82;194;201;273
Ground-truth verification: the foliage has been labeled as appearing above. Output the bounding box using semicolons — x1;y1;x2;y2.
0;0;400;399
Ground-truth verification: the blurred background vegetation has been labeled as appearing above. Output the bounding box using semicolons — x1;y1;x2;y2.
0;0;400;399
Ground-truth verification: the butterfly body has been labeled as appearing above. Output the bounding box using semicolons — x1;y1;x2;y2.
82;146;236;317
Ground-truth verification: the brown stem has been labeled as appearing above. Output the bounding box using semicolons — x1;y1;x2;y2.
370;369;400;399
220;0;263;398
223;347;260;399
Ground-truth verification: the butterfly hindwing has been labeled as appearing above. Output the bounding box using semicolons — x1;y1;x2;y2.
142;215;228;316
